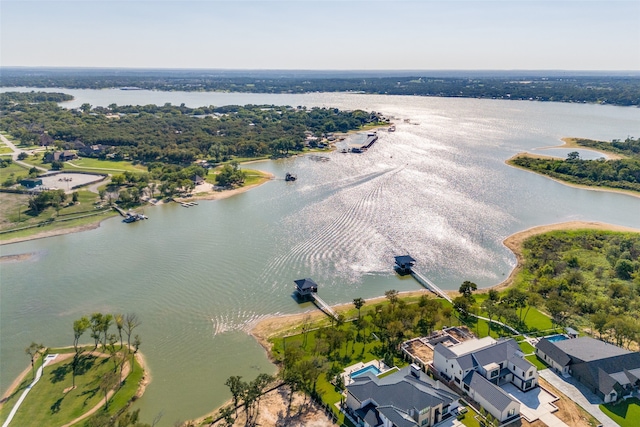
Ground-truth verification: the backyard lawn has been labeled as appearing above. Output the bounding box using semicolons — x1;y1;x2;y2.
600;398;640;427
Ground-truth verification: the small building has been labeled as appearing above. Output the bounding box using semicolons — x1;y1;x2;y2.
192;175;205;186
344;364;459;427
44;150;77;162
20;178;43;188
294;278;318;300
394;255;416;275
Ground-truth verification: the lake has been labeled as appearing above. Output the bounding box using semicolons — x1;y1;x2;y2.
1;89;639;425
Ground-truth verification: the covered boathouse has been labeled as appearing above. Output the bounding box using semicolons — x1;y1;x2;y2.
294;278;318;301
394;255;416;275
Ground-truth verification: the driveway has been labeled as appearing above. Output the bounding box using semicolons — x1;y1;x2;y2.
501;383;566;425
539;369;617;427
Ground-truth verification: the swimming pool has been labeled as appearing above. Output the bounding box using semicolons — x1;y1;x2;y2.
546;334;568;343
351;365;381;379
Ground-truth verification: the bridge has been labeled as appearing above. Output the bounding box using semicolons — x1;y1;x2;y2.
312;294;339;320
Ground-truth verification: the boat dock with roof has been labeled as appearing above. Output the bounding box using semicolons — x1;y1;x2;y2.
294;278;338;320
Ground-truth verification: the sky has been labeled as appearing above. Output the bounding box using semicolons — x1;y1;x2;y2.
1;0;639;70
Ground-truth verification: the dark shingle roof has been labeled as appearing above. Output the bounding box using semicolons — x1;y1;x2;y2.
377;406;418;427
347;366;457;419
536;338;571;367
294;278;317;291
553;337;630;363
463;371;518;412
395;255;416;266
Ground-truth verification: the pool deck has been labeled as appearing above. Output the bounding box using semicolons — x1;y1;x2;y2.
341;360;392;386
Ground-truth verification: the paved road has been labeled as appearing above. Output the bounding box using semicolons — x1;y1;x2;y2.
539;369;617;427
0;134;48;172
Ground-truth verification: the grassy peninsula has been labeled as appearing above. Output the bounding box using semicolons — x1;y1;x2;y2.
508;136;640;195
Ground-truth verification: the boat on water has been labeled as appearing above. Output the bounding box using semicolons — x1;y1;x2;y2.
285;173;297;182
122;212;147;223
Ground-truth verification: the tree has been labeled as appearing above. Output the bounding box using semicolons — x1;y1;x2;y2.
99;370;118;409
225;376;245;416
90;313;104;350
124;313;141;349
353;297;365;320
459;281;478;301
115;313;124;349
100;313;113;349
17;152;28;160
72;316;90;387
25;342;44;380
385;289;399;310
51;160;64;170
218;405;235;427
71;191;79;203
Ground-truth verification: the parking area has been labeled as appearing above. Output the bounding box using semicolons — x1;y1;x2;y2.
39;172;104;193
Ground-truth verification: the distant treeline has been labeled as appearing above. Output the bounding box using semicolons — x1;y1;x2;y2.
0;91;73;103
2;70;639;106
0;93;386;163
510;137;640;193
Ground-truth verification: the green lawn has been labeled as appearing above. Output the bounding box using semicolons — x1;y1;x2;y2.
0;161;30;182
0;355;110;426
65;158;147;174
0;146;13;154
600;398;640;427
518;341;535;355
0;351;143;426
525;354;549;371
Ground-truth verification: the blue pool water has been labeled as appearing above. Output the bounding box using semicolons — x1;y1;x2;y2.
546;334;568;343
351;365;381;378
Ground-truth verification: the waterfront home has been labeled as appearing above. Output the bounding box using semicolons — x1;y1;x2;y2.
44;150;77;162
344;364;459;427
432;336;537;423
536;336;640;403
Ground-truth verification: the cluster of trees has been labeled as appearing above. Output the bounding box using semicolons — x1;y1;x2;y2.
215;162;246;187
71;312;141;408
511;139;640;193
2;72;639;105
570;136;640;157
221;374;275;427
28;189;67;214
520;231;640;348
0;95;386;164
0;91;73;104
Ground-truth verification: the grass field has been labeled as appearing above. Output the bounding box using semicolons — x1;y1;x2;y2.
0;161;31;182
65;158;147;174
0;350;144;427
600;397;640;427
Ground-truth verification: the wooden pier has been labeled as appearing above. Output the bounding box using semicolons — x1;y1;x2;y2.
312;294;339;320
410;270;452;303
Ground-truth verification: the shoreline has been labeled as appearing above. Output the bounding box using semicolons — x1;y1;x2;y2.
0;171;273;247
250;220;640;343
506;152;640;200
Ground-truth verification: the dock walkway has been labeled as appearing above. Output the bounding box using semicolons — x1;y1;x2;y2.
411;270;452;303
312;294;339;320
407;265;521;335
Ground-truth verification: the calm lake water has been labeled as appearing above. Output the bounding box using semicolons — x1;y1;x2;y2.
1;88;639;425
